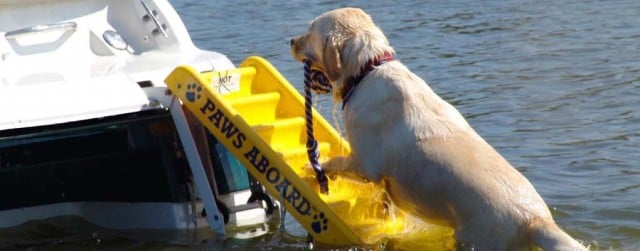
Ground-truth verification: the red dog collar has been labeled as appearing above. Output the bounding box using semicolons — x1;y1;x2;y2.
342;52;395;110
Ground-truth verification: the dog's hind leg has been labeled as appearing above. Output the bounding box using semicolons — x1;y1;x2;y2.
528;219;587;251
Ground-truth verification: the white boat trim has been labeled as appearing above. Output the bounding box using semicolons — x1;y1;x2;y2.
0;74;151;131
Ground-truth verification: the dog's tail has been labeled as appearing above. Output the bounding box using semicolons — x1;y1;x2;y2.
527;220;587;251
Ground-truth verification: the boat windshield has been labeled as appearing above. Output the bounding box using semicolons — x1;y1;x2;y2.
0;110;192;209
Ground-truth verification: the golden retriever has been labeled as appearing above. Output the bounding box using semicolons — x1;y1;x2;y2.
290;7;586;251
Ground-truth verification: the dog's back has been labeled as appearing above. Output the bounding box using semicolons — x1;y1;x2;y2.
345;60;586;250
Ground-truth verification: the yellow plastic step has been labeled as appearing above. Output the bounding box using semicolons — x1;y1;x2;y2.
228;92;280;125
276;142;332;170
253;117;305;149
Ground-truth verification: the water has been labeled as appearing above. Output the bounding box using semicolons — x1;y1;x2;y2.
6;0;640;250
175;0;640;249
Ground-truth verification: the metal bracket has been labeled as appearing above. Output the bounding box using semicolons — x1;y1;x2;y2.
140;0;168;38
5;21;77;39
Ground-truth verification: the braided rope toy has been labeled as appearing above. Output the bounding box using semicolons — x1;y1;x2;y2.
303;60;332;194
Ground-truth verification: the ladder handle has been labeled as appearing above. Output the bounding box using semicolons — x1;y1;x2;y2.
5;21;77;39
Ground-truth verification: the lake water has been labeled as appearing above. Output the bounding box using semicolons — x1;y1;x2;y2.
5;0;639;250
175;0;639;249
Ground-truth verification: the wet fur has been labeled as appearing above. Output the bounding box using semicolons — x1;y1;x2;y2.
291;7;586;250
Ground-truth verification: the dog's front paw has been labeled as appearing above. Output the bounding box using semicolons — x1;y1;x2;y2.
303;160;338;174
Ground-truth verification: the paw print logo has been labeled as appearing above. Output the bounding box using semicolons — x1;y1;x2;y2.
185;83;202;103
311;212;328;233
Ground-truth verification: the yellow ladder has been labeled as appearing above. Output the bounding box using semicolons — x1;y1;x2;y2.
164;56;454;249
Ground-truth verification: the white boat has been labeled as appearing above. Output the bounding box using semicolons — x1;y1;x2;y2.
0;0;274;238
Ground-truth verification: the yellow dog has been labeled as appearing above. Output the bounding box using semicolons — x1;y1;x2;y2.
291;7;586;250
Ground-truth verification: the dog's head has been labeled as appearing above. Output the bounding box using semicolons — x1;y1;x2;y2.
290;7;395;101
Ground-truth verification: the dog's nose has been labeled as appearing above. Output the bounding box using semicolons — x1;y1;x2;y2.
290;38;295;46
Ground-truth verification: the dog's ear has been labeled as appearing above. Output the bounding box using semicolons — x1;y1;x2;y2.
322;36;341;82
341;29;395;76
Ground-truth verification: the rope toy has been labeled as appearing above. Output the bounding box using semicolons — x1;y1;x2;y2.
304;63;332;94
303;60;331;194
